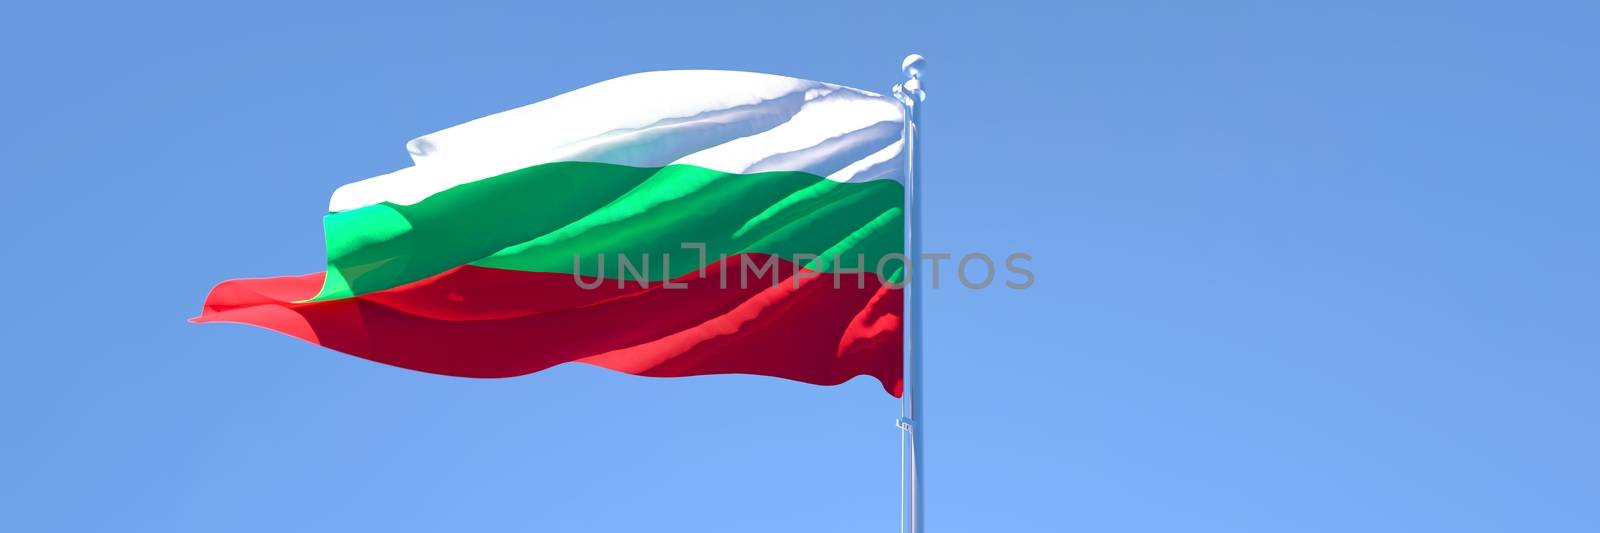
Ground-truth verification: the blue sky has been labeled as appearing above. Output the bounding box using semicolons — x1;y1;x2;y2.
2;1;1597;531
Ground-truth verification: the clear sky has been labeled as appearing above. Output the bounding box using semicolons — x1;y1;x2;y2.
2;1;1597;531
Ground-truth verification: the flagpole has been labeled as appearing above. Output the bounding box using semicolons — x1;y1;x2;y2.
893;53;927;533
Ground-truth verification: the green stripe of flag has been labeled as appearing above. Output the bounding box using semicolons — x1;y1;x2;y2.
316;161;904;300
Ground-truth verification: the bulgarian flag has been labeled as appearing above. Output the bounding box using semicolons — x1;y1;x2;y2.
196;70;907;396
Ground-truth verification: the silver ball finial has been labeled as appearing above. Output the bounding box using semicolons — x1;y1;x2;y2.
892;54;928;105
902;54;926;79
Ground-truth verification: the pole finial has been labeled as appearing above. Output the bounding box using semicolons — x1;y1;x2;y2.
901;54;926;79
894;54;927;104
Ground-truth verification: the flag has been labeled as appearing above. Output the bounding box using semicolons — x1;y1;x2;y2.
195;70;906;396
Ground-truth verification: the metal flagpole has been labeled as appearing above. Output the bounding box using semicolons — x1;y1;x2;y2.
893;53;926;533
